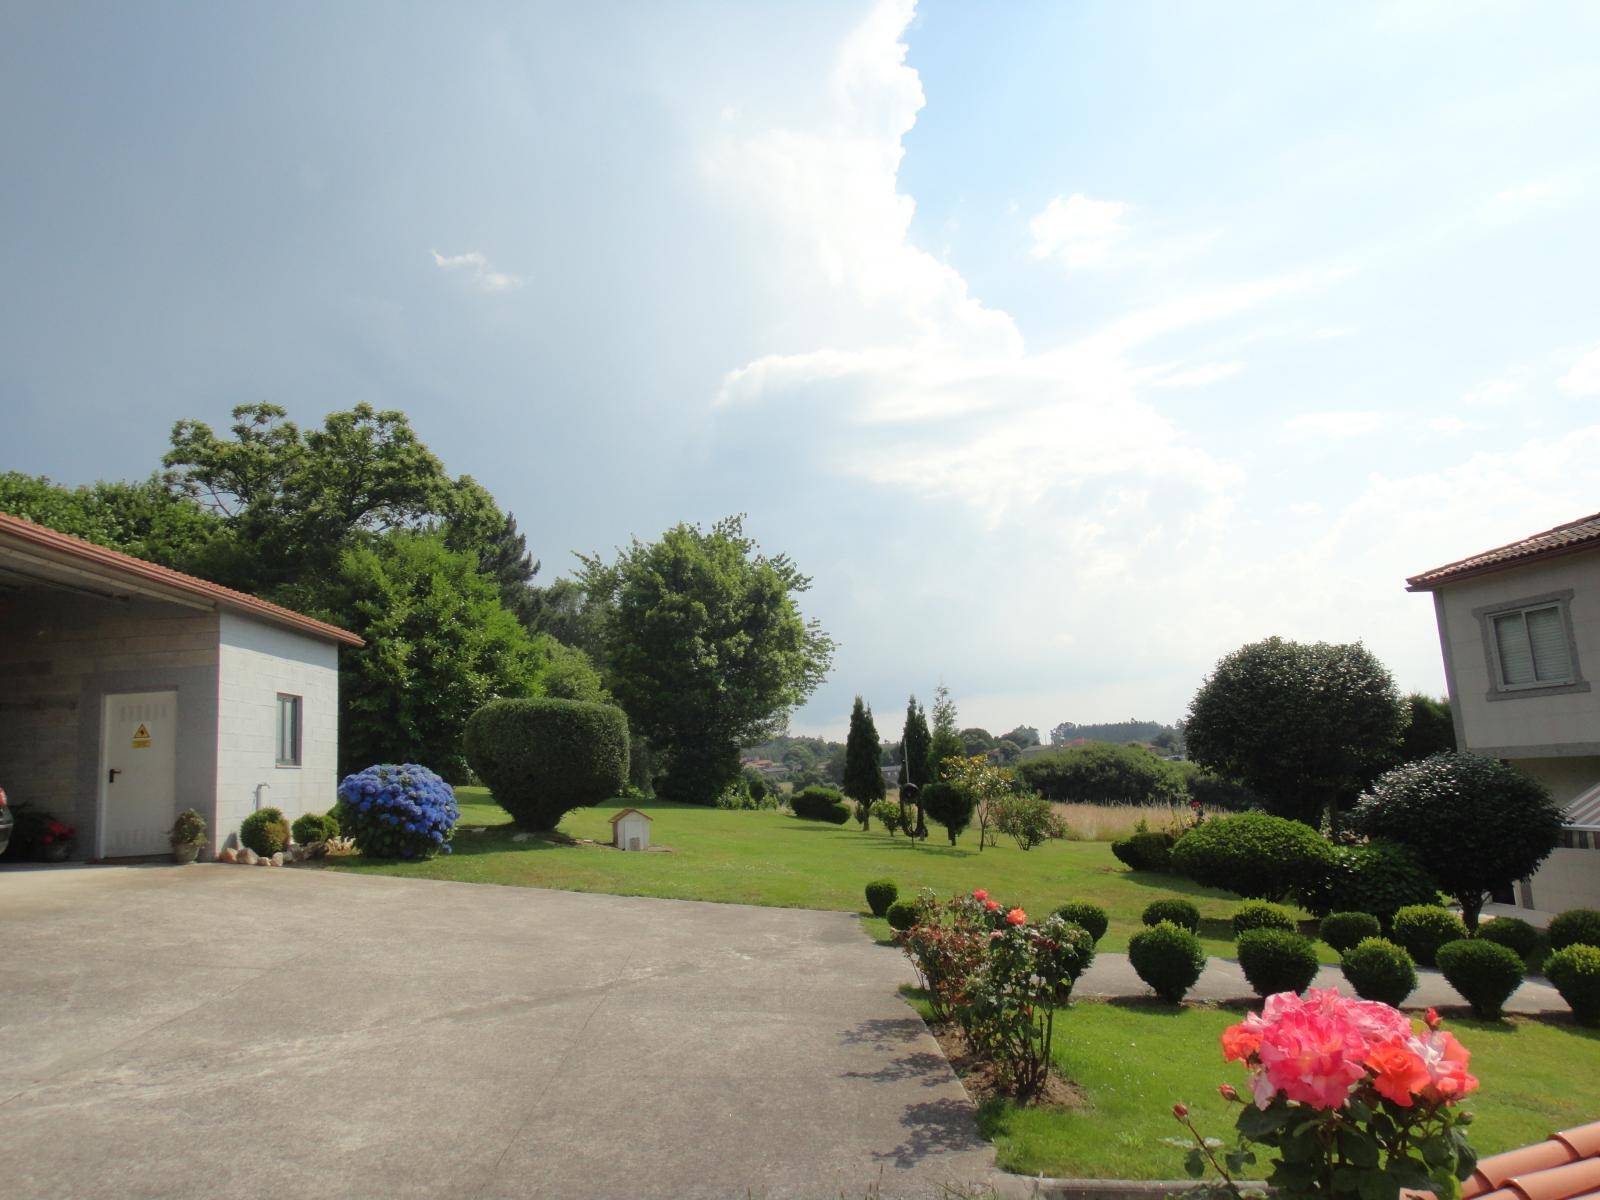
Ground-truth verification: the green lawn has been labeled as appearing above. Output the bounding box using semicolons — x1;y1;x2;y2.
320;789;1328;959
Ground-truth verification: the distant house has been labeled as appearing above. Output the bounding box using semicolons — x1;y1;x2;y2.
1408;512;1600;912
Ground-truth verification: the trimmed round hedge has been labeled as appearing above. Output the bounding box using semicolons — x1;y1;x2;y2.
791;785;851;824
920;782;975;844
1476;916;1542;964
1236;929;1320;998
1549;908;1600;953
1142;898;1201;932
1320;911;1382;956
1545;944;1600;1026
864;879;899;918
1054;901;1109;944
1128;921;1207;1002
1340;937;1417;1007
1170;812;1332;902
336;764;458;859
1294;840;1440;922
885;899;918;932
239;807;290;856
1111;829;1177;872
1233;901;1297;938
1436;938;1524;1020
1392;905;1467;967
290;811;339;845
463;698;629;831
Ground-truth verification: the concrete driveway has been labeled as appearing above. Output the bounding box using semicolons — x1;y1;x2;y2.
0;866;996;1200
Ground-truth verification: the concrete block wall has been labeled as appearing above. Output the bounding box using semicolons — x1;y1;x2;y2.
217;612;340;846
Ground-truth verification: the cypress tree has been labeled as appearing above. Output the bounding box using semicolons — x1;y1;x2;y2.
900;695;932;838
843;696;886;810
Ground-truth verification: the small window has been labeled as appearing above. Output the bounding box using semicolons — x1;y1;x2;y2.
1491;604;1573;688
276;694;302;767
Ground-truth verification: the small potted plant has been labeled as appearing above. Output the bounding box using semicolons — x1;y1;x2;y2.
169;808;207;864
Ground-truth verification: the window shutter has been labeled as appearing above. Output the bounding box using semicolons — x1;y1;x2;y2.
1526;606;1572;681
1494;612;1535;685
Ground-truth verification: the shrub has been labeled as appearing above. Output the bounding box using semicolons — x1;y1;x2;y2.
463;697;628;831
1339;937;1417;1007
1476;916;1542;965
1436;939;1524;1020
897;892;989;1022
791;785;850;824
1294;840;1440;922
1351;752;1564;929
1545;944;1600;1026
864;879;899;918
920;781;975;845
1236;929;1321;998
869;798;903;835
169;808;206;848
1053;901;1109;944
1183;767;1263;813
335;764;458;859
1232;901;1297;938
885;899;919;932
1391;905;1467;967
290;811;339;845
1142;898;1201;932
1320;912;1382;955
1549;908;1600;953
1015;741;1186;805
239;807;290;856
1111;827;1177;872
1128;921;1207;1002
992;792;1062;851
1170;812;1333;901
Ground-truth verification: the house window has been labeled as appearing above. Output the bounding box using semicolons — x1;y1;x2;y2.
276;694;302;767
1491;603;1574;688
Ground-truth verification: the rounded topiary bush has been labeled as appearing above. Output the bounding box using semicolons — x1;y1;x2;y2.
1111;829;1177;872
1142;897;1201;932
1233;901;1297;938
920;781;975;844
1436;938;1524;1020
463;697;628;831
1054;901;1109;944
239;806;290;856
885;899;918;932
290;811;339;845
1340;937;1417;1006
1476;916;1542;964
1128;921;1207;1002
1549;908;1600;953
1236;929;1320;998
1545;944;1600;1026
335;764;458;859
1320;911;1382;956
791;785;851;824
1392;905;1468;967
1294;840;1441;922
1170;812;1333;902
865;879;899;918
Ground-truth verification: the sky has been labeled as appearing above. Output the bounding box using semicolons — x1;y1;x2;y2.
4;0;1599;740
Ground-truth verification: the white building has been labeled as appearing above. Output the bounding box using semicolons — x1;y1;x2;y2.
0;511;361;859
1408;512;1600;912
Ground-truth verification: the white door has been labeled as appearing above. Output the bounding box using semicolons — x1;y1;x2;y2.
99;691;178;857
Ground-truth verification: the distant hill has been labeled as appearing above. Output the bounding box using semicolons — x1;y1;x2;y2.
1049;720;1182;751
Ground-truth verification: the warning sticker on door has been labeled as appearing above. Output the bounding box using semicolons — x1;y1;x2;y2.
132;723;151;749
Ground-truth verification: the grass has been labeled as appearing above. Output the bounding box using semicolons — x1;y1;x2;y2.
1053;801;1184;842
321;789;1336;960
903;994;1600;1179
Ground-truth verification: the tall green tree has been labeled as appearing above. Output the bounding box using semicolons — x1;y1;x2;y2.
843;696;886;807
587;516;834;803
0;471;223;570
899;695;931;832
1399;693;1456;761
927;683;964;784
1002;724;1041;748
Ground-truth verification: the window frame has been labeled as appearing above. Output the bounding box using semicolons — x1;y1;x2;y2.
275;693;303;768
1473;589;1589;702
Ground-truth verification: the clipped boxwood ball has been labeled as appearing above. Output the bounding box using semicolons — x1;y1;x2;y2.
1054;901;1109;944
1170;812;1333;902
336;764;458;860
864;879;899;918
1549;908;1600;953
1128;921;1207;1003
1340;938;1417;1007
791;785;851;824
464;698;628;832
1294;840;1440;923
885;899;919;932
1320;912;1382;956
1233;901;1297;939
1142;898;1201;932
1545;944;1600;1026
1111;829;1176;872
1392;905;1467;967
1236;929;1320;998
1475;916;1542;963
239;806;290;856
1437;938;1524;1020
290;811;339;845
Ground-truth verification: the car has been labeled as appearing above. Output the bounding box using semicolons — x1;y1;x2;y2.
0;786;12;858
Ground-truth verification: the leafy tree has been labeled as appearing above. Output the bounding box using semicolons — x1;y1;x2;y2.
1184;637;1407;829
899;695;931;831
1002;724;1041;748
992;738;1023;765
920;781;975;844
1351;753;1564;930
1399;693;1455;761
527;575;613;665
1050;718;1176;746
539;642;611;704
943;754;1015;851
1016;742;1187;806
587;516;834;803
843;696;886;807
927;683;964;785
959;727;995;756
0;471;223;570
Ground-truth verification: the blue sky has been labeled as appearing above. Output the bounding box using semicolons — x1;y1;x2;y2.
4;0;1599;738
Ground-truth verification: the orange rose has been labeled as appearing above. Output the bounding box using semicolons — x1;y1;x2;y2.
1366;1040;1430;1107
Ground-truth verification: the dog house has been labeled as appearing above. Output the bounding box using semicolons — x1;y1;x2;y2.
610;807;652;851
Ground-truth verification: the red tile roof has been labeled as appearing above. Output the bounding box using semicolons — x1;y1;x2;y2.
1462;1121;1600;1200
1408;513;1600;591
0;509;363;646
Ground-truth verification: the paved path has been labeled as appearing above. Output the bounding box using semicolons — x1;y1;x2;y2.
1076;950;1568;1015
0;865;997;1200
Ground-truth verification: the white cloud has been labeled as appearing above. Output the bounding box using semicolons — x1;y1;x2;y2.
1028;193;1130;269
1282;410;1389;440
430;249;522;293
1558;344;1600;397
1461;370;1530;408
1151;362;1244;389
1429;415;1475;435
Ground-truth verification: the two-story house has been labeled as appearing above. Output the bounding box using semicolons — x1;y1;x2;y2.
1408;511;1600;913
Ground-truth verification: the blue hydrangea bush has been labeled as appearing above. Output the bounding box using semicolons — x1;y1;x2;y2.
335;764;458;859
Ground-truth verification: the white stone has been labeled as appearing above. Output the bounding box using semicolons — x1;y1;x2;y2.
270;852;285;867
238;847;260;865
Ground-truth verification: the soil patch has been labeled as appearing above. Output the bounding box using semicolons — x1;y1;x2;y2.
927;1020;1089;1110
